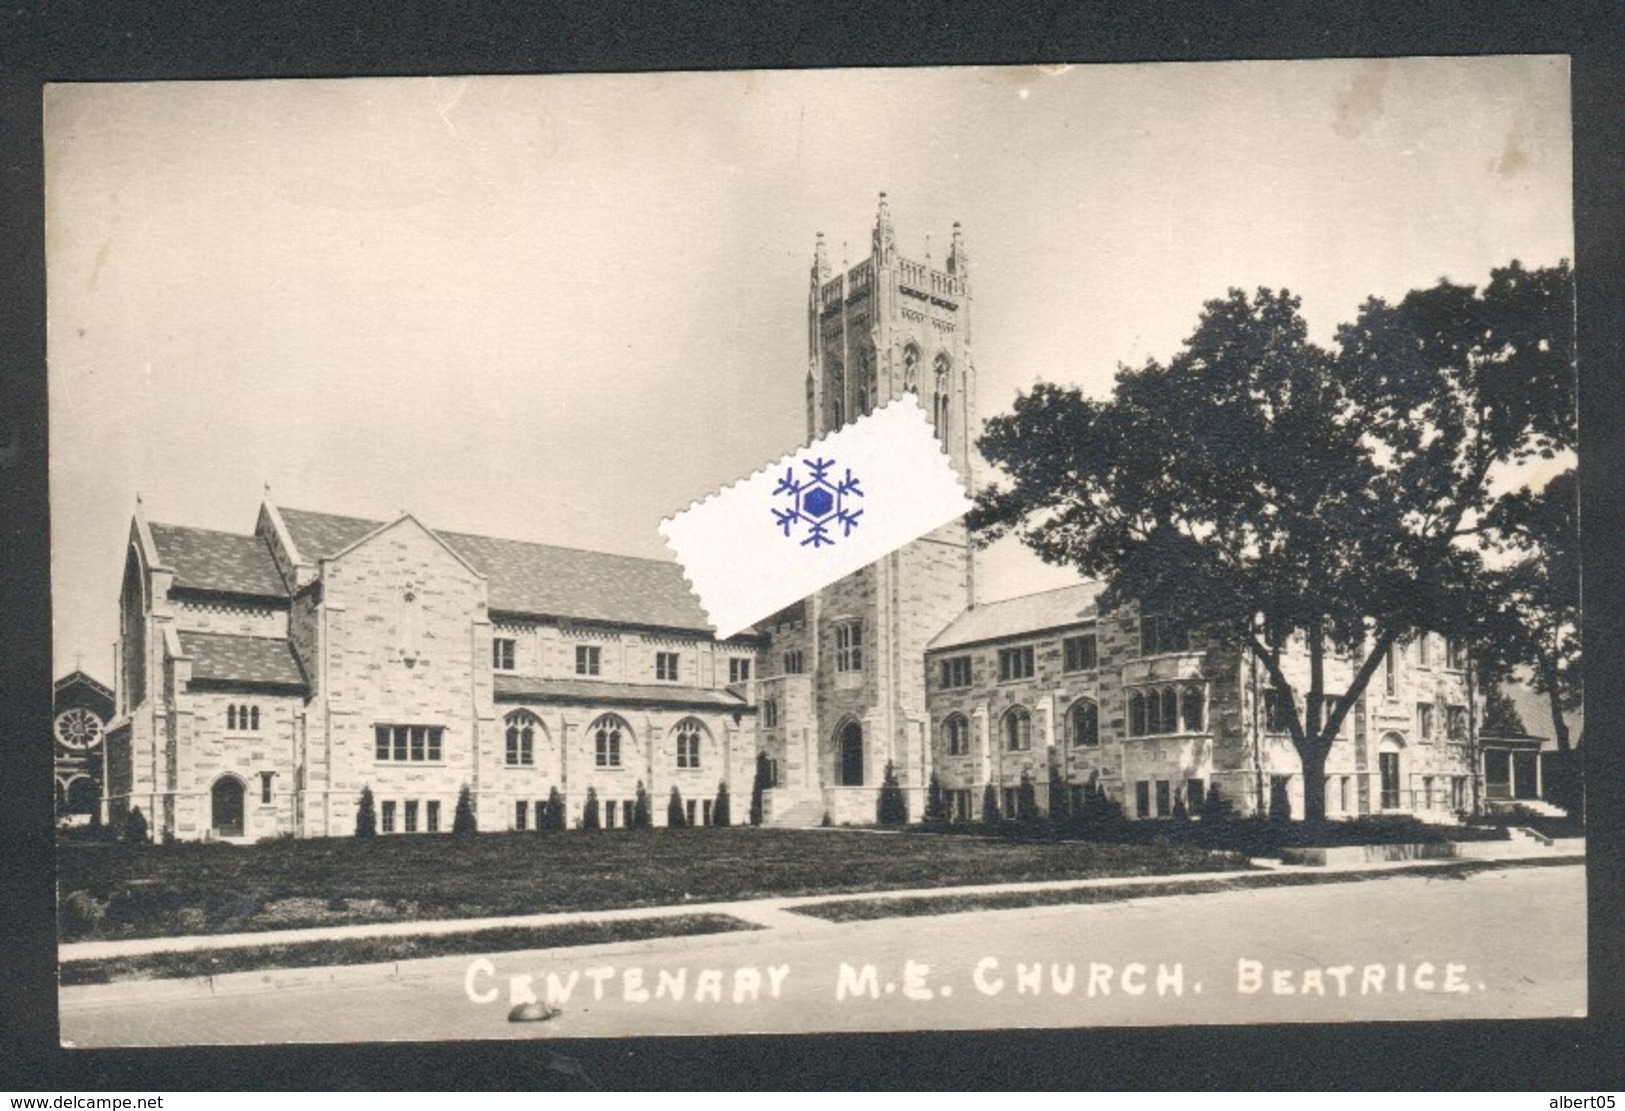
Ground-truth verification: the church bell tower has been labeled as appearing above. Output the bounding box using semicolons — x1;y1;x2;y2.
799;193;977;817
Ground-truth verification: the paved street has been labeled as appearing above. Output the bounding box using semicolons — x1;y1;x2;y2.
60;864;1584;1046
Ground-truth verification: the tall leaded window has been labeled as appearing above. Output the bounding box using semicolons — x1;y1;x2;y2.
933;354;951;434
1068;699;1099;747
592;714;628;768
763;698;779;728
1263;688;1291;734
1140;613;1189;656
675;718;704;769
1444;637;1467;670
836;622;864;672
902;344;920;393
492;637;515;671
1385;646;1398;697
783;649;805;675
1063;634;1098;672
1003;706;1032;752
375;724;444;762
939;656;972;688
1181;685;1205;733
997;646;1035;682
943;713;970;756
504;710;540;767
655;652;680;682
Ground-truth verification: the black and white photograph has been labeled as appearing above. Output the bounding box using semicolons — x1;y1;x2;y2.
43;58;1586;1053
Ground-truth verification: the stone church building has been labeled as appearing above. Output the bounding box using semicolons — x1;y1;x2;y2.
104;196;1478;840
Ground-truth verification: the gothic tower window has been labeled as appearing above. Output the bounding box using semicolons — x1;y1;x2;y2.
902;345;920;394
830;361;846;427
933;353;951;434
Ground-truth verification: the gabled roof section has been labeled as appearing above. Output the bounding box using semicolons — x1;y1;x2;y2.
278;508;380;559
929;582;1104;652
327;513;484;579
177;631;307;691
147;523;288;600
54;669;114;701
279;507;721;634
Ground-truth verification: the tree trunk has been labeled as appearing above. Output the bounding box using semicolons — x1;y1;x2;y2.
1541;658;1571;751
1299;740;1329;822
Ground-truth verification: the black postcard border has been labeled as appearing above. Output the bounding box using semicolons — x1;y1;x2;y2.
2;0;1621;1091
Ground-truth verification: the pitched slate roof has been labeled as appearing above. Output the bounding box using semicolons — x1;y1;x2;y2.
494;674;752;712
148;523;288;599
928;582;1103;652
177;631;307;690
279;507;721;634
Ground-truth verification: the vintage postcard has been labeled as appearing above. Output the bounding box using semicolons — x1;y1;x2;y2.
46;60;1583;1049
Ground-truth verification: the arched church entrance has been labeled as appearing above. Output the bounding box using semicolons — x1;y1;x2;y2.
64;776;99;817
211;775;245;838
838;721;865;787
1378;733;1406;810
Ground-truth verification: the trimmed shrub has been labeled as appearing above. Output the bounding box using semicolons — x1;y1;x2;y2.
125;806;149;844
582;786;601;831
1047;763;1068;824
980;782;1001;825
1268;778;1293;822
820;811;833;828
923;771;947;824
1171;787;1190;822
877;760;908;825
1201;782;1229;823
668;786;687;828
1016;770;1040;822
355;786;377;837
714;781;731;827
1079;777;1122;825
540;786;566;832
750;751;770;826
633;781;652;830
452;785;478;835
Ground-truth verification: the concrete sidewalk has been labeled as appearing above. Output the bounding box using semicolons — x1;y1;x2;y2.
58;842;1583;964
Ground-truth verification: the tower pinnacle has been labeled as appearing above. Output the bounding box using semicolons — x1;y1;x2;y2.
872;191;895;260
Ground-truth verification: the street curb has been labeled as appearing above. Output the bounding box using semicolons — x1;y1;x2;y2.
57;852;1583;1007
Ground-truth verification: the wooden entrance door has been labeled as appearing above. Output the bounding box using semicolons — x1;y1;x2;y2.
212;776;245;838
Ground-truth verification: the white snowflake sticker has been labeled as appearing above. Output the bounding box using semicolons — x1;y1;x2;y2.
660;394;973;638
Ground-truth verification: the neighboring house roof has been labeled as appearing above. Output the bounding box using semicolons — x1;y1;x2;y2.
177;631;307;690
493;674;753;713
928;582;1104;651
54;669;114;703
279;507;726;635
148;523;288;599
1501;679;1584;750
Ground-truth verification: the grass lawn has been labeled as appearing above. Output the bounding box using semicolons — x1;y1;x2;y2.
59;913;758;986
791;857;1574;923
57;827;1246;942
913;815;1512;856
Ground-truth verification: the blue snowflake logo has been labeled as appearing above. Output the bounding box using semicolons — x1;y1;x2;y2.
771;456;864;548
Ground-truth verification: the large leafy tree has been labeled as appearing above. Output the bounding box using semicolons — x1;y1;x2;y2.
972;262;1573;820
1478;468;1581;749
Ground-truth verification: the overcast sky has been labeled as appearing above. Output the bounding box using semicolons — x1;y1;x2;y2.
45;58;1573;679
